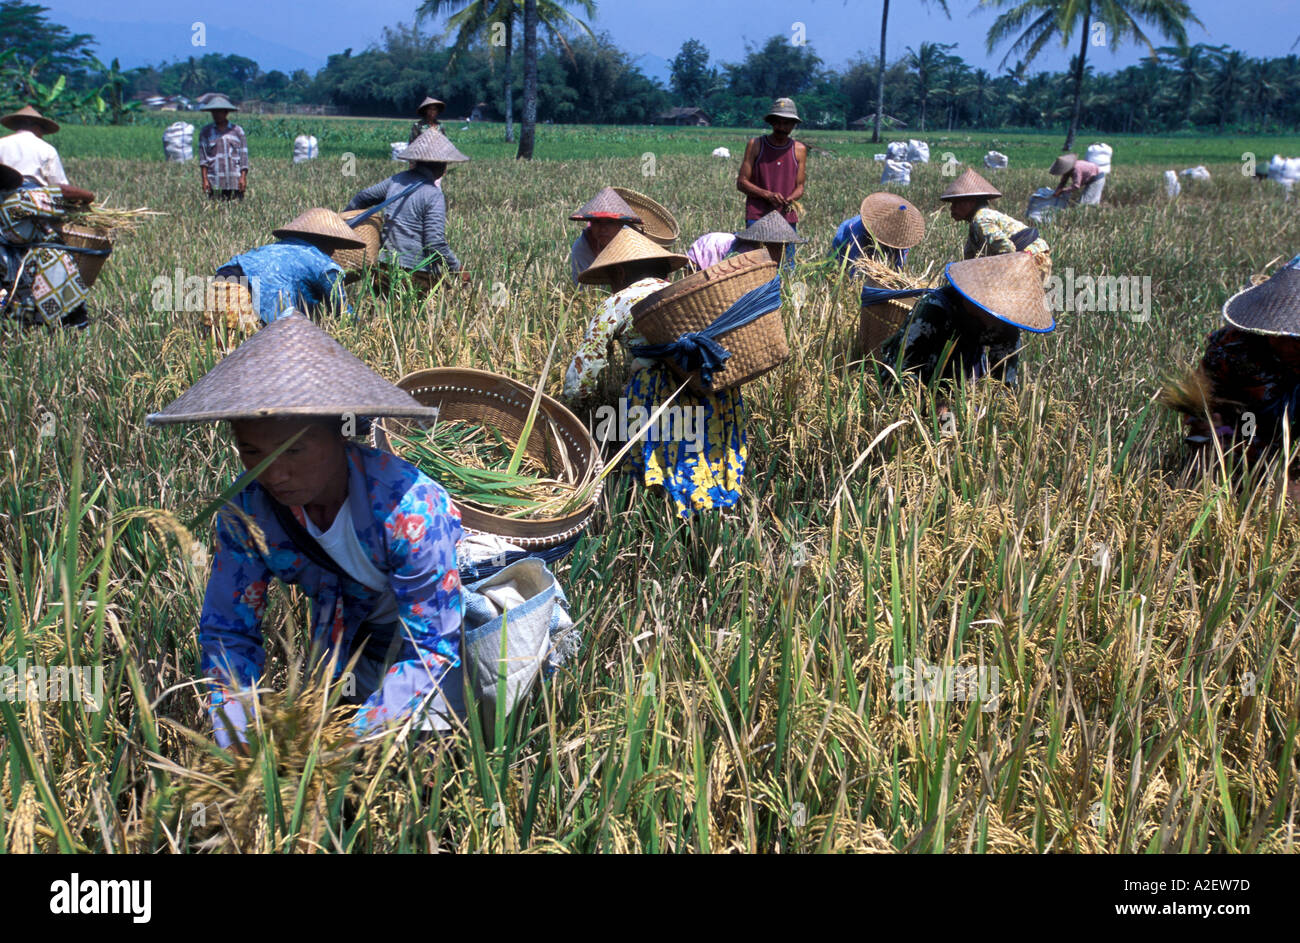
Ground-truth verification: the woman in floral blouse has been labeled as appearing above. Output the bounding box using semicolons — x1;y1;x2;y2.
564;227;748;517
147;315;465;748
0;161;95;327
939;168;1052;286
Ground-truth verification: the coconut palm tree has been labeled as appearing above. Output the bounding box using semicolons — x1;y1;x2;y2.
872;0;950;143
905;41;956;132
981;0;1202;151
516;0;538;159
416;0;595;143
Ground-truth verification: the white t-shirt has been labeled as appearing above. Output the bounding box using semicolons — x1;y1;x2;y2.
0;130;69;186
304;501;400;625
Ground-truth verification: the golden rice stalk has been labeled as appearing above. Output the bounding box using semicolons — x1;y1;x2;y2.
1157;364;1221;417
850;253;939;291
5;781;39;854
64;203;165;235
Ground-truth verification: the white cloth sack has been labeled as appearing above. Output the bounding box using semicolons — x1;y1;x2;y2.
711;146;731;158
984;150;1008;169
872;153;886;162
886;141;909;161
881;158;912;186
163;121;194;162
1164;170;1181;198
907;139;930;163
390;141;408;160
1085;143;1113;174
1267;155;1300;191
292;134;319;163
458;557;577;717
1026;186;1069;223
1078;174;1107;205
1181;165;1210;181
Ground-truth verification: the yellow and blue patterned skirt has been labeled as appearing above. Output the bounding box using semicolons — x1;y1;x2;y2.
624;363;747;517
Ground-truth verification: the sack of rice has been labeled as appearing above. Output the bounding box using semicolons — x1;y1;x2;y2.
1267;155;1300;191
907;139;930;163
984;150;1008;169
292;134;319;163
1164;170;1181;198
881;158;912;186
1181;165;1210;181
1026;186;1069;223
886;141;909;161
1085;142;1113;174
390;141;408;160
163;121;194;162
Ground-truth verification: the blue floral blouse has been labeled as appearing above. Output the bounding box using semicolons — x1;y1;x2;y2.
200;441;464;743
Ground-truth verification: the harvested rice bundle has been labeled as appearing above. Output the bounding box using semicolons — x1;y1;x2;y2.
63;202;164;235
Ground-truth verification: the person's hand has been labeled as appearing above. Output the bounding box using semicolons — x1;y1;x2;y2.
58;185;95;204
459;270;471;285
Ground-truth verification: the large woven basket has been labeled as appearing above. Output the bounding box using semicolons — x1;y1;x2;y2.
59;225;113;288
373;367;603;549
334;209;382;271
612;187;680;247
630;249;788;394
859;275;916;354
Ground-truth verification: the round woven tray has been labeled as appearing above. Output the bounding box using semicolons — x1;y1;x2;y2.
373;367;603;549
612;187;680;247
630;249;788;394
59;225;112;288
334;210;382;271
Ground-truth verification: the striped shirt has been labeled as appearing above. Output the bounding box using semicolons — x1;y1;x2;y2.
198;123;249;191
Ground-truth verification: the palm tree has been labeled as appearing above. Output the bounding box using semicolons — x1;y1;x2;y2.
516;0;538;159
417;0;595;143
905;41;956;132
873;0;950;143
1157;42;1213;126
981;0;1202;151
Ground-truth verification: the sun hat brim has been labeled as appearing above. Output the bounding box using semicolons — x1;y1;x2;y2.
945;255;1055;334
734;211;808;245
272;207;368;251
1;106;60;134
1222;263;1300;337
578;227;687;285
1049;154;1077;175
395;129;469;163
859;192;925;249
939;168;1003;201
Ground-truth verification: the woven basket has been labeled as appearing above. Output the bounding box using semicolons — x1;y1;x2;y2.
630;249;788;393
612;187;680;247
59;225;112;288
373;367;603;549
858;275;916;354
334;210;382;271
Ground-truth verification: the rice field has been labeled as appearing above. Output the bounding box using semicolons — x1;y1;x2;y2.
2;129;1300;853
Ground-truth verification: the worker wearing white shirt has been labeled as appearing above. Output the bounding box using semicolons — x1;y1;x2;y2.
0;106;69;186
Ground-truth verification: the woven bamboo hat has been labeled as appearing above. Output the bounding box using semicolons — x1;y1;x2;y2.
570;186;642;223
612;186;679;246
0;161;21;191
198;95;239;112
145;314;439;425
734;210;808;245
417;96;446;116
1;105;59;134
859;192;925;249
764;97;801;124
1222;255;1300;337
273;208;367;251
396;128;469;163
945;253;1055;333
1049;153;1077;175
578;227;687;285
939;168;1002;201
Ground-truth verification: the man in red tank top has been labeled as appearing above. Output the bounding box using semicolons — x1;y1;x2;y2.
737;98;807;266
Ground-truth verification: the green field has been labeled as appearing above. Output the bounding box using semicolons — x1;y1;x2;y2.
2;126;1300;853
54;113;1300;167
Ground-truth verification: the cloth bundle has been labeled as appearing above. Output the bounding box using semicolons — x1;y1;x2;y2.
881;159;912;186
1026;186;1069;223
292;135;319;163
163;121;194;162
1164;170;1181;199
907;139;930;164
984;151;1009;169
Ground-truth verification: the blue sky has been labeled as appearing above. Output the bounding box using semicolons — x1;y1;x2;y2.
49;0;1296;80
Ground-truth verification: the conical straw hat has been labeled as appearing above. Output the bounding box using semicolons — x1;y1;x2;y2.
570;186;642;222
1049;153;1077;176
197;95;239;112
945;253;1055;333
273;208;367;251
396;128;470;163
145;315;439;425
1;104;59;134
0;161;21;190
1222;255;1300;337
734;210;808;245
612;186;679;246
939;168;1002;201
578;227;687;285
417;96;446;115
859;192;925;249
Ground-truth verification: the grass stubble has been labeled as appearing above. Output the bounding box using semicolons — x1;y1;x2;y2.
1;138;1299;853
